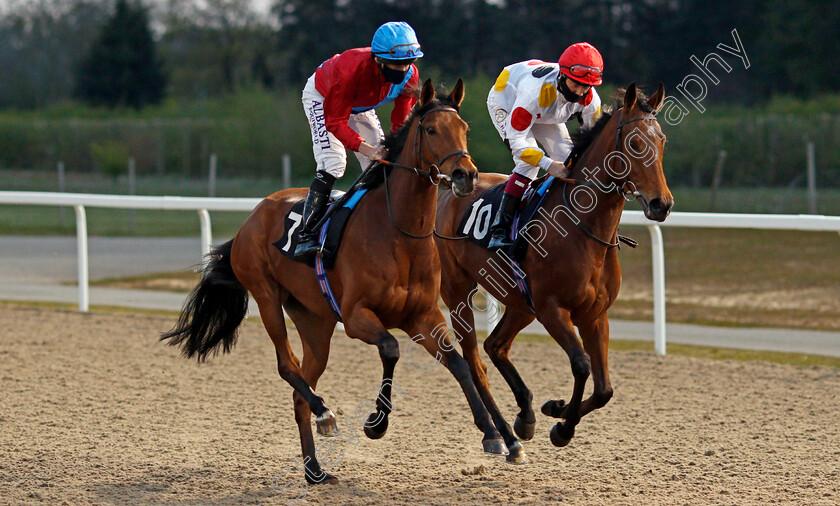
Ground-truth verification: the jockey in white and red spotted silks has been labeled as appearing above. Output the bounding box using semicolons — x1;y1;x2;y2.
486;42;604;250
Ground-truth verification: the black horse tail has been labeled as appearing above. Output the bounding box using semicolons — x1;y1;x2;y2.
160;239;249;362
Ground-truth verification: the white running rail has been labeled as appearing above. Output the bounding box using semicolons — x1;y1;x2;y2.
2;191;839;355
0;191;259;312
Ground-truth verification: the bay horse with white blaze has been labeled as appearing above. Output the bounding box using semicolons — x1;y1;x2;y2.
435;83;673;462
162;80;511;484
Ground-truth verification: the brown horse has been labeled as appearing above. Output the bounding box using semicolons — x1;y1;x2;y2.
435;83;673;463
161;79;515;484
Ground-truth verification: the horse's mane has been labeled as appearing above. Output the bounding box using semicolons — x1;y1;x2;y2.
568;87;654;166
360;87;460;189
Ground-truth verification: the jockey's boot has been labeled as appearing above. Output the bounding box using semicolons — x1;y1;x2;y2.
294;189;330;260
487;192;520;250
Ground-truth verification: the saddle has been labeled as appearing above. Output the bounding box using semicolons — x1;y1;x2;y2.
457;174;636;260
456;175;554;260
273;187;368;269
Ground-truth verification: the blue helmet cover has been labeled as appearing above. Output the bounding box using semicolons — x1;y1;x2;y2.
371;21;423;60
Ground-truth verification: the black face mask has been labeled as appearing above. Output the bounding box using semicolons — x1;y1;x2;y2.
379;64;408;84
558;76;586;103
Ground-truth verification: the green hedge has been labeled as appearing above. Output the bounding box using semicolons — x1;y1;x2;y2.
1;79;838;187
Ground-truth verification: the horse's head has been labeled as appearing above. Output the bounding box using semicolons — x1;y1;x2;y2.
412;79;478;197
600;83;674;221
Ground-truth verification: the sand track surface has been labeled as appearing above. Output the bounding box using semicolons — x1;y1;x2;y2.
1;305;839;504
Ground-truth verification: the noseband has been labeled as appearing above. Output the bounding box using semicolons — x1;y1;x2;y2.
381;105;472;239
559;107;660;248
380;106;472;185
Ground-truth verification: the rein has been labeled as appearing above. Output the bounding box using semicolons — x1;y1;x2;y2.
380;105;472;239
558;108;657;249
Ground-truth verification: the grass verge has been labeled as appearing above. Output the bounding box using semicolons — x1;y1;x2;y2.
3;300;838;369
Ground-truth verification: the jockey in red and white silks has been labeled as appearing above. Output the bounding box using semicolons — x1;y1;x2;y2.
487;61;602;180
486;42;605;250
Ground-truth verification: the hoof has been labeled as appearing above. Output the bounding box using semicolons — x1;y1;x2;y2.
305;471;339;485
505;440;528;464
363;412;389;440
482;437;509;456
541;399;567;419
315;409;337;437
514;415;536;441
549;422;573;448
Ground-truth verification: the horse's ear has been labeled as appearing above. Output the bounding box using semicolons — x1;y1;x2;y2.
623;82;637;111
647;82;665;112
420;79;435;107
449;78;465;108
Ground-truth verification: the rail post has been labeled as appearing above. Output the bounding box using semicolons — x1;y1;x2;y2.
74;204;89;312
647;224;666;355
198;209;212;268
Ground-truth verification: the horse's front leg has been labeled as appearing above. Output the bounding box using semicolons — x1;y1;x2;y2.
482;308;538;442
536;305;591;447
575;313;614;417
342;307;401;440
403;309;507;455
449;300;526;463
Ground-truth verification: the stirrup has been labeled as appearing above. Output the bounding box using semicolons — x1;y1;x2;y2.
294;233;321;259
487;193;518;250
488;227;513;249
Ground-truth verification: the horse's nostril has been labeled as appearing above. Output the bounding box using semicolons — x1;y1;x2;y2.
451;168;467;182
649;198;664;212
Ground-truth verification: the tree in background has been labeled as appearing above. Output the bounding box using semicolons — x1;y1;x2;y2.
75;0;166;108
0;0;105;108
161;0;276;96
1;0;839;107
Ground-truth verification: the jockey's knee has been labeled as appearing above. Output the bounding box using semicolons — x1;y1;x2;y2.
319;161;346;179
512;164;539;180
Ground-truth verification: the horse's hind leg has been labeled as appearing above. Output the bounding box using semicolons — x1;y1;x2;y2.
536;305;591;448
483;308;537;441
446;292;527;463
403;310;506;456
575;314;613;418
284;301;339;484
342;308;402;440
251;286;335;484
262;302;333;420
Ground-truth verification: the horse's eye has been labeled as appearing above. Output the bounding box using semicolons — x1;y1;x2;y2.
425;127;436;135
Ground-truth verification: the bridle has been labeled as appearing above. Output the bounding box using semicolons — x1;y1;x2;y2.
378;106;471;186
562;107;659;201
559;107;660;248
379;105;473;239
610;108;661;201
